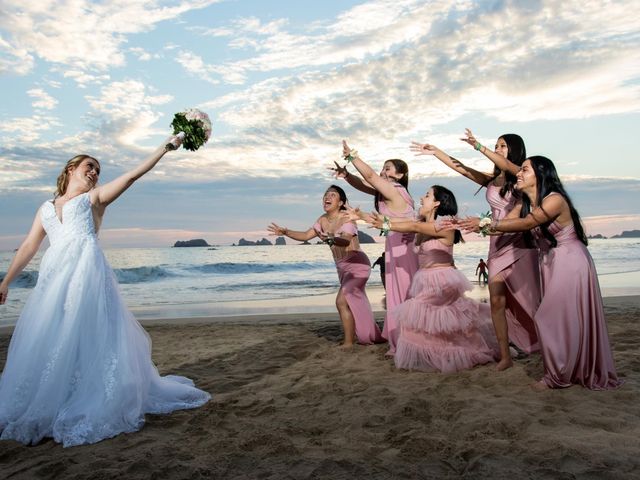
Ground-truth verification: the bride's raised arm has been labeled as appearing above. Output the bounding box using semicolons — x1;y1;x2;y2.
92;135;182;208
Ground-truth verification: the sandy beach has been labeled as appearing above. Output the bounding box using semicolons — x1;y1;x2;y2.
0;296;639;479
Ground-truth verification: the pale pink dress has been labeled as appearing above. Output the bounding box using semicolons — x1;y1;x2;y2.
377;184;419;353
486;184;540;353
534;219;623;390
394;239;498;373
313;221;383;344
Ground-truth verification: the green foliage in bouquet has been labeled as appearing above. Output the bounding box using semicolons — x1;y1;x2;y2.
170;113;208;151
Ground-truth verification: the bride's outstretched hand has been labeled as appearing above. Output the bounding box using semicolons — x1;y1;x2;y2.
165;132;185;151
0;284;8;305
460;128;477;149
410;141;437;156
267;222;287;236
328;160;348;179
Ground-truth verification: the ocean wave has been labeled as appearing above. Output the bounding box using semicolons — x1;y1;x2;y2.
193;279;339;292
6;271;39;288
185;261;330;275
113;266;176;284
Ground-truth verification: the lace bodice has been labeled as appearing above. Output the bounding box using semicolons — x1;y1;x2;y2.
41;193;97;246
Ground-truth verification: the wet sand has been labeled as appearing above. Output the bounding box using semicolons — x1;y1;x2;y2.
0;296;638;479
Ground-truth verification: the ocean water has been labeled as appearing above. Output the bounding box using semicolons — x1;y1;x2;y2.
1;239;639;325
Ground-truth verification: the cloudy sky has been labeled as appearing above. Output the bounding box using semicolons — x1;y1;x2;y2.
1;0;639;249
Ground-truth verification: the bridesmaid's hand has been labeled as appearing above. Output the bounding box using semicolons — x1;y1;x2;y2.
341;205;362;222
342;140;354;158
267;222;287;236
457;216;480;233
410;141;437;156
460;128;478;149
369;215;383;229
328;160;348;179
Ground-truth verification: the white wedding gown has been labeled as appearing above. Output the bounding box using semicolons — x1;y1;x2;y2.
0;193;210;447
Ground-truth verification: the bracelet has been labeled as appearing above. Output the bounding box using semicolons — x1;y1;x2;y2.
380;216;391;236
344;149;359;163
326;237;336;247
474;141;483;151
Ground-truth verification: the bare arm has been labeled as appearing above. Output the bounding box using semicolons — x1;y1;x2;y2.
370;215;443;237
410;141;493;186
330;161;377;196
267;222;318;242
461;129;520;175
342;140;407;209
91;136;180;209
0;210;47;304
493;195;564;233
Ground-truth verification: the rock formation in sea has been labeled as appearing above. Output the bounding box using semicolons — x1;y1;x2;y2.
173;239;210;247
612;229;640;238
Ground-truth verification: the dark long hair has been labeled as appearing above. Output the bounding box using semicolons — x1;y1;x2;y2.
375;159;409;212
519;156;588;247
326;184;348;211
432;185;463;244
484;133;527;198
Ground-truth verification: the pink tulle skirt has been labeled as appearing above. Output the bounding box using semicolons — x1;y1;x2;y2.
394;266;498;373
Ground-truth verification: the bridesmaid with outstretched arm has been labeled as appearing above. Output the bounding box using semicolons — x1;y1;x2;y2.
334;141;418;355
268;185;382;347
411;131;540;370
481;156;623;390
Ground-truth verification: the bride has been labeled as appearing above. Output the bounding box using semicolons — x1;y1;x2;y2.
0;135;210;447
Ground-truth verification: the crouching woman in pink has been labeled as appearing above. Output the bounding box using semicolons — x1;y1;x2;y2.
486;156;623;390
370;185;498;372
268;185;382;347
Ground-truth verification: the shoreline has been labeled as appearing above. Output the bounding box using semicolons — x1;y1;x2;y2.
1;294;638;335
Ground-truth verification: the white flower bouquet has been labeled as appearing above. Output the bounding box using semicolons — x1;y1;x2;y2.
168;108;212;151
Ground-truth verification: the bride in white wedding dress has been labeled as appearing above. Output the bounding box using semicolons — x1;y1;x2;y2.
0;136;210;447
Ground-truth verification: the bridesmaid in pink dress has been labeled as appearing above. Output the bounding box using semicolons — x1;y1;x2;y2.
411;131;540;370
334;141;418;354
267;185;383;347
488;156;623;390
369;185;498;372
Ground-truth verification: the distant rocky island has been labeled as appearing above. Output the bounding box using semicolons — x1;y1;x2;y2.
587;229;640;240
611;229;640;239
173;239;210;247
232;231;376;246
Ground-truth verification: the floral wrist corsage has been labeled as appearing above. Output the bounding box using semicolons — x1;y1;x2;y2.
380;216;391;236
344;149;359;163
478;211;493;237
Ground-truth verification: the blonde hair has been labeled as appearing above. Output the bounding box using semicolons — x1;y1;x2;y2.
55;155;100;198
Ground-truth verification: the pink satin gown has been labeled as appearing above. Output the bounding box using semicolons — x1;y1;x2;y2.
377;184;419;353
394;239;498;372
535;220;623;390
313;221;383;344
486;184;540;353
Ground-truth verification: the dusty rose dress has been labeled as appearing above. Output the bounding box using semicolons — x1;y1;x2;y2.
535;220;623;390
394;239;498;373
377;184;419;353
313;221;383;344
486;184;540;353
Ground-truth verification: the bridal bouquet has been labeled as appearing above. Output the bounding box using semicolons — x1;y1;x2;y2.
168;109;212;151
